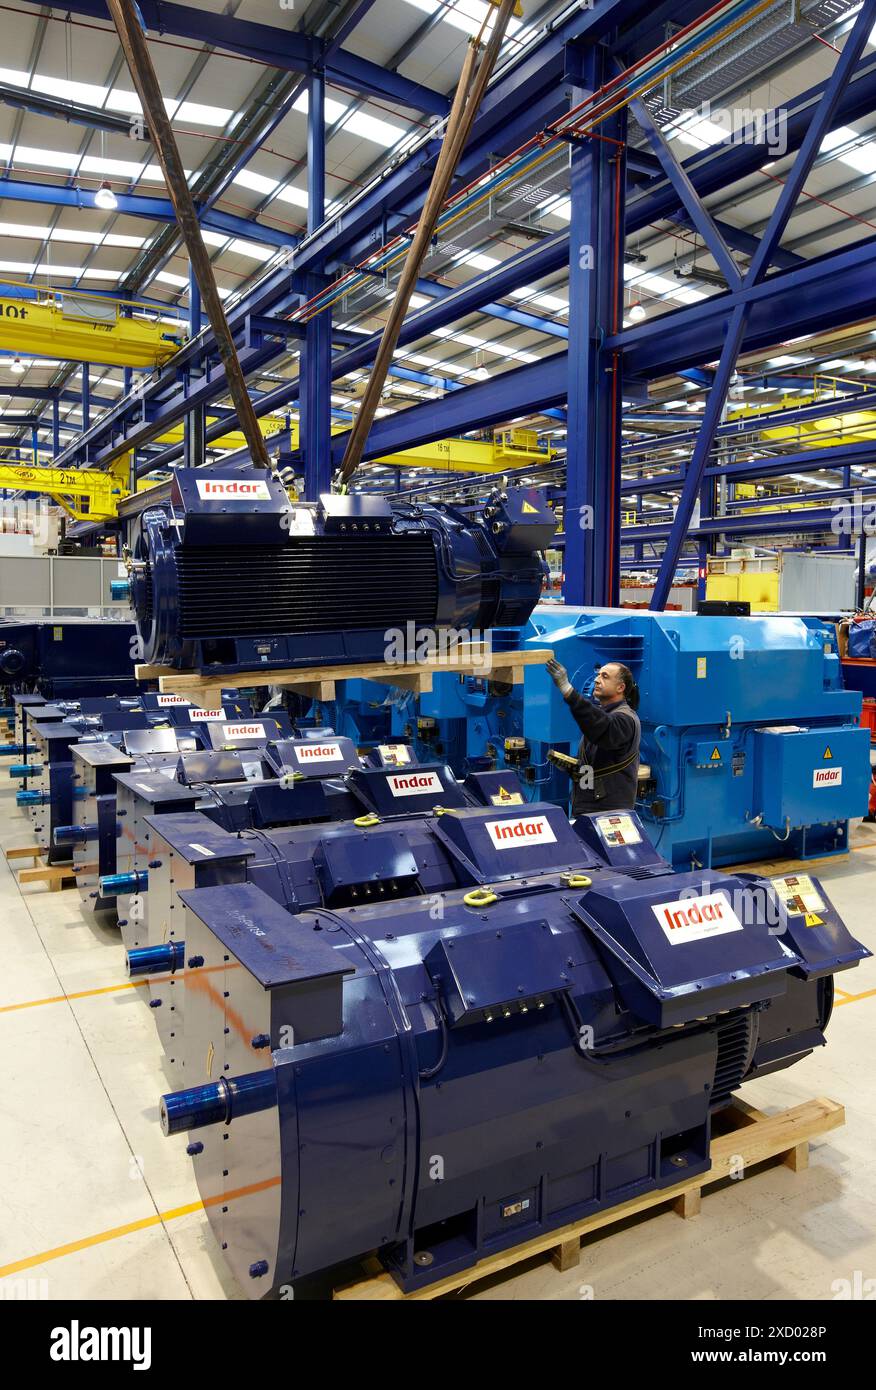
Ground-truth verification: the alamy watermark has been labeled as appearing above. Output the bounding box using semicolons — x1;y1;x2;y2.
384;621;493;676
676;99;788;159
831;489;876;535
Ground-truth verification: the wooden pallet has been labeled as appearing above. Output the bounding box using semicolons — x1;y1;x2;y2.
333;1096;843;1301
5;846;76;891
4;844;42;863
17;865;76;891
135;646;553;706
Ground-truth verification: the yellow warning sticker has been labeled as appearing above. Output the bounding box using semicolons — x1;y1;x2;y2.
710;747;722;761
491;790;523;805
521;501;538;514
804;912;824;927
823;746;833;760
696;657;707;679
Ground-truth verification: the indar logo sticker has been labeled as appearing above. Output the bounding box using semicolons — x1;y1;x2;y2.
652;891;744;945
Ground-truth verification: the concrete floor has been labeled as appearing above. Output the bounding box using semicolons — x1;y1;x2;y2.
0;780;874;1303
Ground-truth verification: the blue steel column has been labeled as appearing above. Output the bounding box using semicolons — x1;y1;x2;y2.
51;396;60;457
184;266;206;468
564;45;625;606
302;71;332;499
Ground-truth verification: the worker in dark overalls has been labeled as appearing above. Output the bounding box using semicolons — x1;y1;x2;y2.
546;658;641;815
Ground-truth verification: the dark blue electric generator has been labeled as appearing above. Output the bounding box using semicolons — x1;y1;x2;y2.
158;803;868;1296
118;470;556;672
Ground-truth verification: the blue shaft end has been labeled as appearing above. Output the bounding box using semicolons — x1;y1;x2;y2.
160;1071;277;1137
98;870;148;897
127;940;185;978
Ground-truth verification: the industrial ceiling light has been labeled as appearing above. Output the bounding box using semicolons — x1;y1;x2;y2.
629;302;646;322
10;356;25;375
95;180;117;210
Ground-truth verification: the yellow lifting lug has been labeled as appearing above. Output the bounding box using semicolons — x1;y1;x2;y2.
562;873;593;889
464;887;499;908
353;813;381;828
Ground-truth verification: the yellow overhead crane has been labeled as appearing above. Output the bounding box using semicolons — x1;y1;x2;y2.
0;426;555;523
726;376;876;447
0;286;185;368
0;457;130;522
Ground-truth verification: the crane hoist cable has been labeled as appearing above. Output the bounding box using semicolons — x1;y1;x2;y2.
336;0;519;491
106;0;272;471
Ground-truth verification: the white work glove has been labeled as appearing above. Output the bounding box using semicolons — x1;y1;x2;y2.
546;657;572;697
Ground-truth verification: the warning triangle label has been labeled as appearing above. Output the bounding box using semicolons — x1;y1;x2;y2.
823;746;833;760
710;747;722;761
804;912;824;927
522;501;538;514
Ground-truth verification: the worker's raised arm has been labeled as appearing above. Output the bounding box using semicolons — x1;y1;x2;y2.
564;688;637;747
546;658;637;748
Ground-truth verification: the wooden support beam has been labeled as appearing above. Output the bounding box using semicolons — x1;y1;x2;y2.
135;648;552;708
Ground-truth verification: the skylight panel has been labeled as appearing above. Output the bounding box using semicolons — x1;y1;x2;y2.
636;273;676;294
201;230;231;248
534;293;568;312
840;139;876;174
80;154;146;179
292;89;401;147
341;109;405;148
538;195;571;222
139;164;192;183
666;112;733;150
234;170;279;196
104;89;232;126
402;0;526;43
293;91;349;124
226;239;275;262
175;101;233;127
820;126;859;153
455;250;499;271
274;185;308;208
15;146;81;171
105;89;143;114
102;232;147;248
31;74;108;106
0;221;49;240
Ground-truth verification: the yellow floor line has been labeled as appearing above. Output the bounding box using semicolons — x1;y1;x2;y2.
0;1176;281;1279
0;961;230;1015
0;978;149;1013
834;986;876;1007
